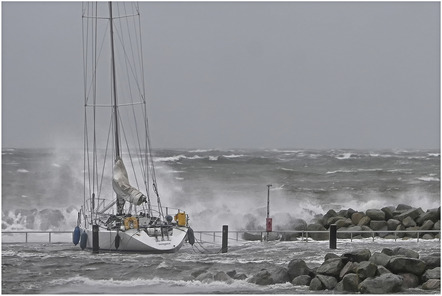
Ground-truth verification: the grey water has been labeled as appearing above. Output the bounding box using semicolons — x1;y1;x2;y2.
2;148;440;293
2;239;440;294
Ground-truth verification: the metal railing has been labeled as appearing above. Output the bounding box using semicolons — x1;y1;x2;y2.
2;231;72;243
194;229;441;243
2;229;440;244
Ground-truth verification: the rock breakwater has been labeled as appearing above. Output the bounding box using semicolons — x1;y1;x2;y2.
189;247;440;293
244;204;440;241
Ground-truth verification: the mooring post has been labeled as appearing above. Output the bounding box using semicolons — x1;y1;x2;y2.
222;225;228;253
329;224;337;249
92;224;99;253
266;184;272;241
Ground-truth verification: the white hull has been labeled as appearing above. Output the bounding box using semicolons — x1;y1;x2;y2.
82;226;188;253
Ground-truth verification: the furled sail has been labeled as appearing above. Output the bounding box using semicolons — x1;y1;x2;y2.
112;156;147;206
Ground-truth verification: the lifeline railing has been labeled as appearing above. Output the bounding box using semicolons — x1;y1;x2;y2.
2;229;440;244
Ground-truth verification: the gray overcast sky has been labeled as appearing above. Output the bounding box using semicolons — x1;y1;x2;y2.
2;2;440;150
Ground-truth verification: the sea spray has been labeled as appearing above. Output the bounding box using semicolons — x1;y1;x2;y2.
2;148;439;232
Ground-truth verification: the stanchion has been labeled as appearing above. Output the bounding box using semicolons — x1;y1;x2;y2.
222;225;228;253
329;224;337;249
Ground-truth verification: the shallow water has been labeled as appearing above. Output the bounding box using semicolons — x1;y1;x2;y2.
2;238;440;294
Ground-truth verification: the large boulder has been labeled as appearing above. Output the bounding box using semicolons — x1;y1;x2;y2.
361;226;374;238
395;224;406;238
327;216;344;226
309;277;324;291
421;254;441;269
358;273;403;294
306;223;328;241
377;226;390;238
339;261;358;279
399;273;419;288
402;216;417;227
386;219;401;230
269;266;290;284
369;252;391;267
370;220;387;231
287;259;312;280
337;225;363;239
214;271;233;283
342;249;371;263
433;220;440;230
387;257;427;276
337;209;349;218
348;225;364;238
234;273;247;280
422;234;434;240
316;274;337;290
416;208;440;225
422;267;441;282
357;216;371;227
324;253;339;261
196;272;214;283
393;247;419;259
376;265;392;276
404;226;420;238
395;207;423;222
366;209;385;221
338;208;356;219
421;220;435;231
381;206;394;220
422;279;441;290
248;270;273;285
191;268;210;278
356;261;377;280
322;209;338;227
396;204;413;211
351;212;365;225
226;270;236;278
381;248;394;256
335;218;353;229
340;273;359;292
317;258;347;277
291;275;311;286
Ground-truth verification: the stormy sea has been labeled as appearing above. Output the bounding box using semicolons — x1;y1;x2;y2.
2;148;440;293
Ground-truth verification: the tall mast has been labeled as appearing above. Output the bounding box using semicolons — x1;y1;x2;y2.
109;1;120;158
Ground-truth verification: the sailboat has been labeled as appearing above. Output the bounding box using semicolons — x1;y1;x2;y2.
73;2;193;253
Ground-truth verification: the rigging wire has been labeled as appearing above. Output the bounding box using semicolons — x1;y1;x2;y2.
82;2;166;219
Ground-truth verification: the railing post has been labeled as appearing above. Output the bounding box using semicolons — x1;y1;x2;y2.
49;232;52;243
92;224;99;253
222;225;228;253
25;232;28;243
329;224;337;249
